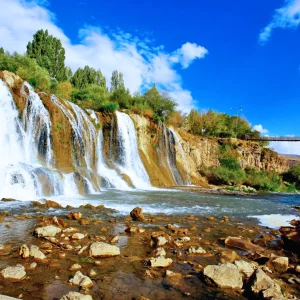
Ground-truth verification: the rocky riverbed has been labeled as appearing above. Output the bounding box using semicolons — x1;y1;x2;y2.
0;199;299;300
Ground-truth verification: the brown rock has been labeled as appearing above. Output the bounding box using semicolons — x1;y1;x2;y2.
67;212;82;220
130;207;145;222
225;236;263;252
45;200;62;208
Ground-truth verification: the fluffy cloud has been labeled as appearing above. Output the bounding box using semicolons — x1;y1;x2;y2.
170;42;208;68
0;0;209;112
270;141;300;155
259;0;300;44
252;124;269;134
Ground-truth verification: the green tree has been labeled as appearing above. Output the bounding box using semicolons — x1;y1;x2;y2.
71;66;106;89
110;70;124;92
0;47;4;56
26;29;67;81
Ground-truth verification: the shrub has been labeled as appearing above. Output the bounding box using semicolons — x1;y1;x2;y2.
205;166;246;185
54;80;74;100
98;102;119;113
282;165;300;189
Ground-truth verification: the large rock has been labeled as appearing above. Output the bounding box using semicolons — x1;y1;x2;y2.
130;207;145;222
225;236;263;252
150;256;173;268
69;271;93;288
234;260;256;279
45;200;62;208
26;245;46;260
251;268;283;298
67;212;82;220
89;242;120;257
0;265;26;280
150;232;169;248
203;263;243;289
34;225;61;237
60;292;93;300
271;256;289;273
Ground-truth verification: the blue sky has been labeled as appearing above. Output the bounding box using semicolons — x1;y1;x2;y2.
1;0;300;153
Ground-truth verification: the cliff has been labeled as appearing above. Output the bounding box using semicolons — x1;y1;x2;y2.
0;71;289;199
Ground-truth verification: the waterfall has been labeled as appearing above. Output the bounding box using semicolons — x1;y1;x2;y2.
169;128;191;185
0;80;78;199
162;125;184;185
22;83;54;166
115;111;151;189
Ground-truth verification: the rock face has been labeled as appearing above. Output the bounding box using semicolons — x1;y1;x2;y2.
130;207;145;222
0;265;26;280
60;292;93;300
89;242;120;257
203;263;243;289
34;225;62;237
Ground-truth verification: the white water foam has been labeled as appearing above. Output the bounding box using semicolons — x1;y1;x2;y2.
116;111;152;189
249;214;299;228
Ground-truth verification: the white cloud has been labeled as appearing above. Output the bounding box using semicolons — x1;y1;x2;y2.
270;141;300;155
252;124;269;134
0;0;209;112
259;0;300;44
170;42;208;69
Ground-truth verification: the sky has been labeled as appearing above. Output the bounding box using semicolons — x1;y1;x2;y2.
0;0;300;154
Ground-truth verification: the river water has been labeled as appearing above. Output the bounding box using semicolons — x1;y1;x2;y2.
44;189;300;228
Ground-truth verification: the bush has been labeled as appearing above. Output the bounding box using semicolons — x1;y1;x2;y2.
205;166;246;185
282;165;300;189
98;102;119;113
54;81;74;100
219;156;241;171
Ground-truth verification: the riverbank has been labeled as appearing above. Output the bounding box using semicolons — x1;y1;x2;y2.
0;200;299;300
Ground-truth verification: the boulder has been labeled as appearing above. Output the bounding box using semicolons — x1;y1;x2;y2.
150;256;172;268
225;236;263;252
0;265;26;280
45;200;62;208
203;263;243;289
67;212;82;220
125;226;145;233
150;232;168;248
130;207;145;222
89;242;120;257
271;256;289;273
60;292;93;300
29;245;46;260
234;260;256;279
251;268;283;298
152;247;166;257
34;225;61;237
69;271;93;288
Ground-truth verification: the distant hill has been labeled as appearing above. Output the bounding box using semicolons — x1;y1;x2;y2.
280;154;300;167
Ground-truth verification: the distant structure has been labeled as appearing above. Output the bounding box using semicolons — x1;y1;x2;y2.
241;135;300;142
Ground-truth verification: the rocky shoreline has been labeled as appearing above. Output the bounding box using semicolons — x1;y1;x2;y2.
0;199;299;300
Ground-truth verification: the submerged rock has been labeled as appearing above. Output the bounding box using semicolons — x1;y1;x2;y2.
34;225;61;237
203;263;243;289
188;246;206;254
60;292;93;300
89;242;120;257
0;265;26;280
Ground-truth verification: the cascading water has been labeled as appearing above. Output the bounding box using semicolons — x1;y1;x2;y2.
169;128;191;185
0;80;79;199
22;83;54;166
115;111;151;189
